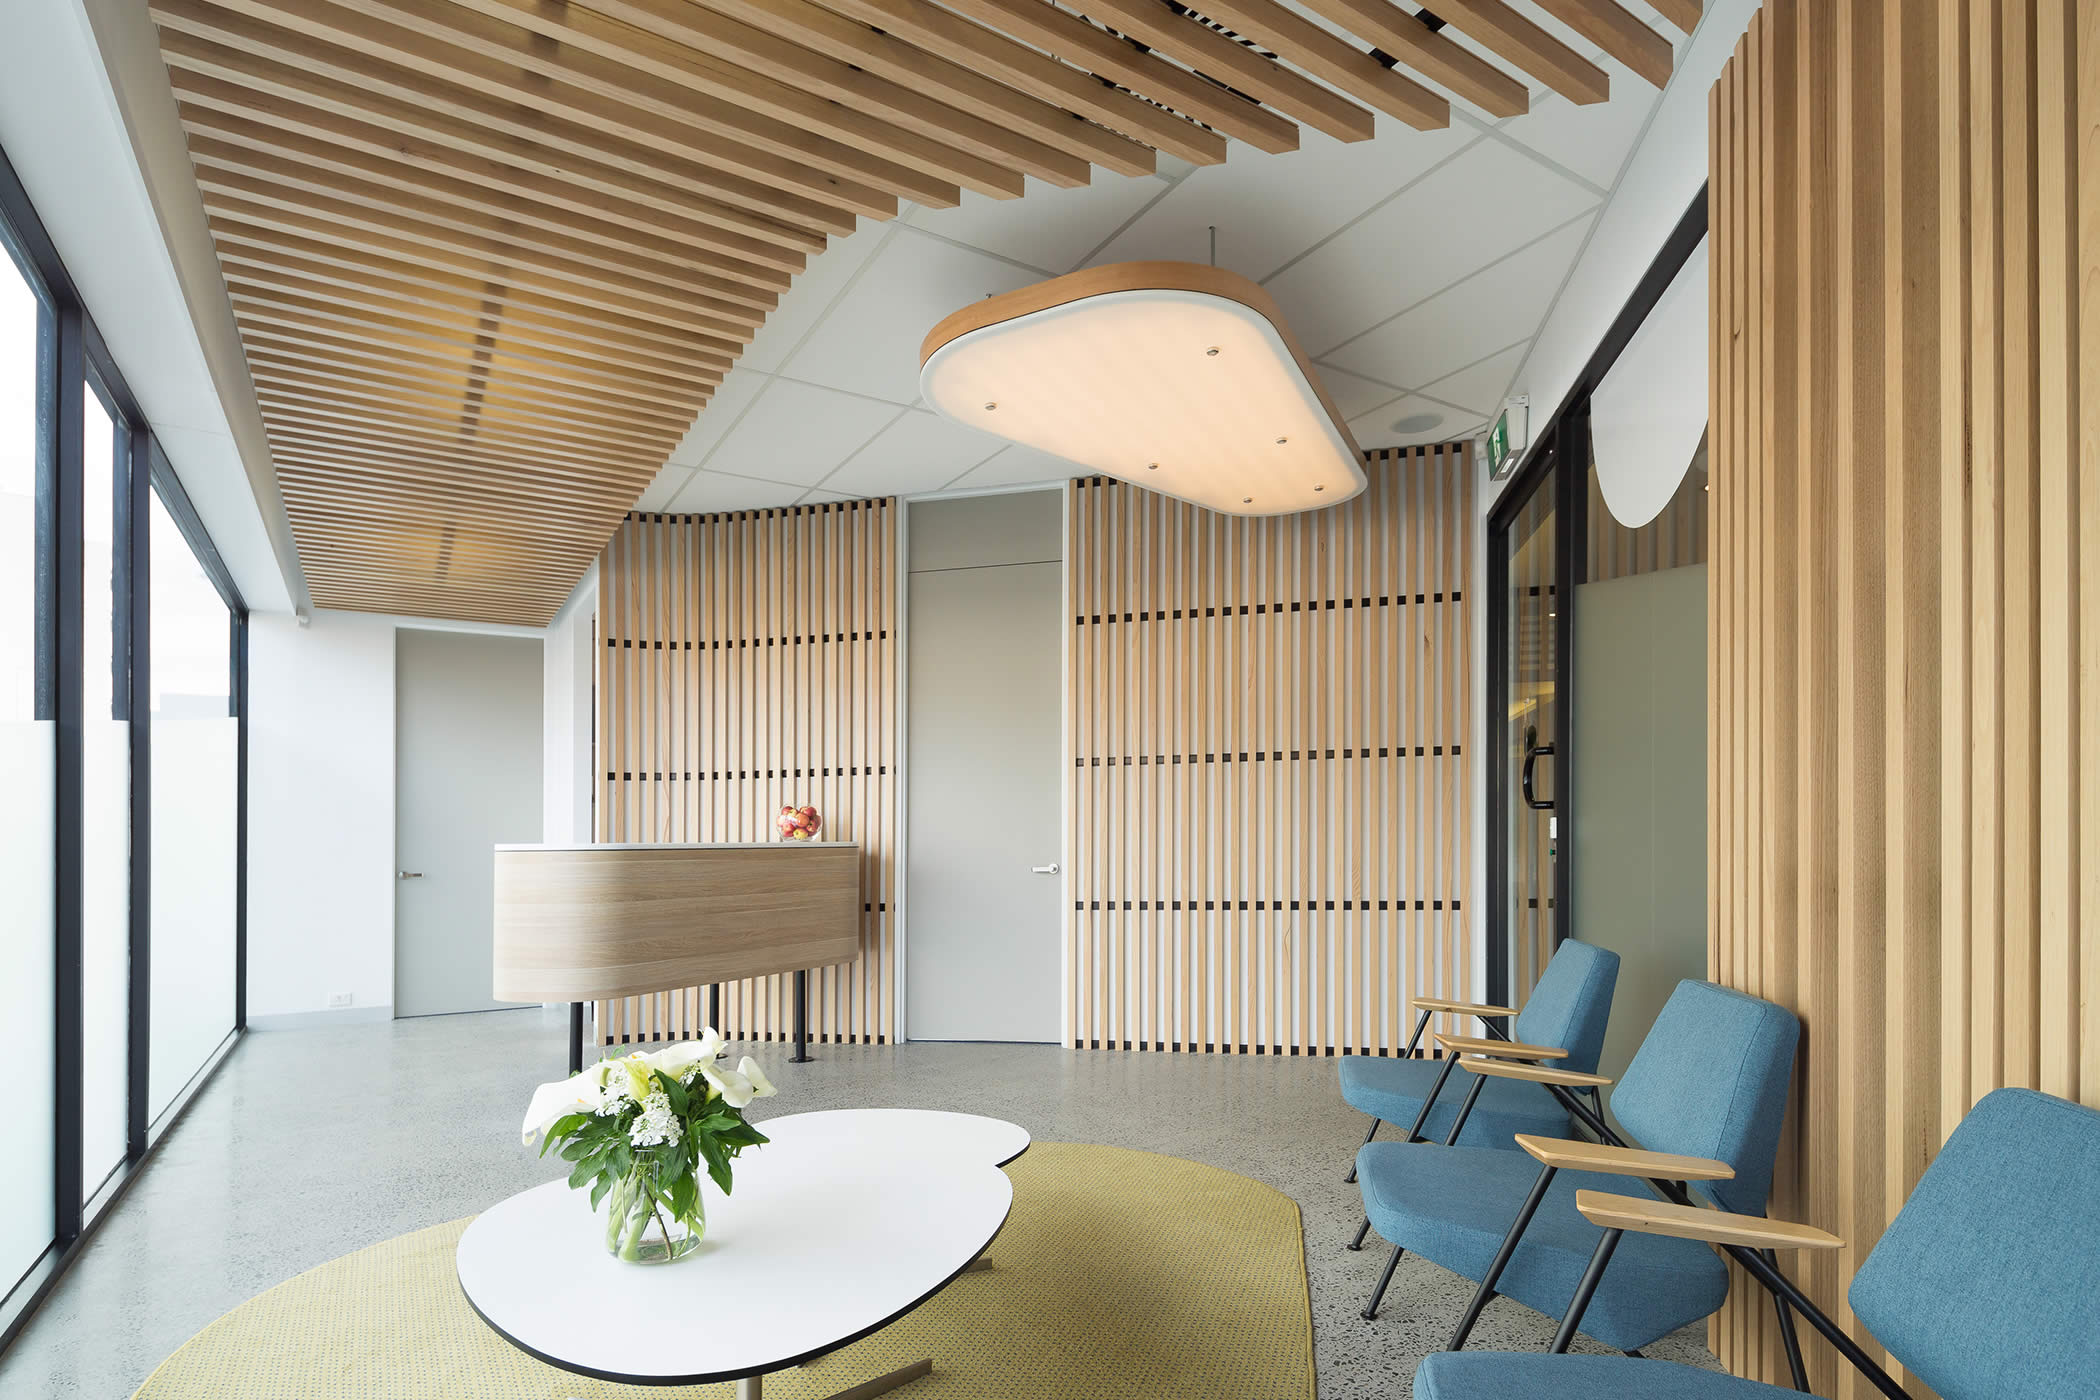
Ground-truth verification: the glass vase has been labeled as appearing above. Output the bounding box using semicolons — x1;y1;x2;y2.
600;1165;704;1264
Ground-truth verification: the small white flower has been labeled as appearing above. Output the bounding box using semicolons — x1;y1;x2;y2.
629;1091;683;1147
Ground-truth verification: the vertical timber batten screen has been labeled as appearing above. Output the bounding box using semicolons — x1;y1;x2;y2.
593;499;900;1049
1709;1;2099;1393
1066;445;1476;1055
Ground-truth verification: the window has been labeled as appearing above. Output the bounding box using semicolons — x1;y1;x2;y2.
80;386;128;1201
0;206;50;1312
147;488;236;1120
0;146;246;1345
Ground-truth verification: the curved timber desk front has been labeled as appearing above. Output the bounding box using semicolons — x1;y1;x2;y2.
492;841;862;1067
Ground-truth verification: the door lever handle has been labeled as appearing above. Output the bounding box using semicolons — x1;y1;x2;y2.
1031;864;1059;875
398;871;424;879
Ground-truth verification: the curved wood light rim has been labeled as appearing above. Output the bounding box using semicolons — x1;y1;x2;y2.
919;258;1364;476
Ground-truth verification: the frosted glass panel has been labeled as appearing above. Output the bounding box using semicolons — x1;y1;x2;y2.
81;392;129;1198
148;490;235;1120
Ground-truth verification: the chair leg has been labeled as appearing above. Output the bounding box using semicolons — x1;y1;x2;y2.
1765;1249;1811;1392
1549;1228;1625;1354
1446;1163;1559;1352
1347;1215;1372;1251
1361;1244;1405;1320
1345;1117;1380;1182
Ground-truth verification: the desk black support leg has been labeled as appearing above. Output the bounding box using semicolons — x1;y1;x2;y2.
791;969;812;1063
568;1002;585;1075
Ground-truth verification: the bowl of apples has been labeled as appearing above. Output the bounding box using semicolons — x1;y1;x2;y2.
776;805;822;841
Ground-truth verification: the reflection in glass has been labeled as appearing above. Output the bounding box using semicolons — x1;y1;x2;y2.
148;490;236;1119
81;388;129;1201
0;237;53;1297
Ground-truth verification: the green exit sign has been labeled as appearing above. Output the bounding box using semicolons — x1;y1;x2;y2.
1483;411;1512;478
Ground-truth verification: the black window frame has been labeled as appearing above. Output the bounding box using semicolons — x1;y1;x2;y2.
0;138;250;1356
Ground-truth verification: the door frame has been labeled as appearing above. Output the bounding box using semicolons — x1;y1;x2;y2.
1485;187;1709;1006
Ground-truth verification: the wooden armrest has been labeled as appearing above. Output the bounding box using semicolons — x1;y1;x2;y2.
1434;1031;1568;1060
1575;1190;1845;1251
1413;996;1518;1018
1515;1134;1733;1180
1457;1057;1612;1087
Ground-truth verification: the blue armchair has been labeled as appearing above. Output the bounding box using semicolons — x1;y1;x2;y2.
1353;980;1796;1353
1412;1086;2100;1400
1337;938;1620;1167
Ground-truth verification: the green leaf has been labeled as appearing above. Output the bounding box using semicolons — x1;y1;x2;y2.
698;1136;733;1194
589;1174;613;1211
568;1155;597;1190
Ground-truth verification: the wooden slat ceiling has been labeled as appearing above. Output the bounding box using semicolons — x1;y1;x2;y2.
150;0;1697;626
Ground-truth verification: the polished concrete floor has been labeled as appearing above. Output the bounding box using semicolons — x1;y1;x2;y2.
0;1008;1721;1398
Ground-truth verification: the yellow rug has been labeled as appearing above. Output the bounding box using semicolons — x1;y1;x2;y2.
131;1142;1314;1400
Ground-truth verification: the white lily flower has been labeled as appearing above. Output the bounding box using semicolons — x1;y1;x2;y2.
521;1068;604;1145
737;1056;778;1099
643;1031;723;1082
700;1061;757;1109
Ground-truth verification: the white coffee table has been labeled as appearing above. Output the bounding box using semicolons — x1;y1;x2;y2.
457;1109;1024;1398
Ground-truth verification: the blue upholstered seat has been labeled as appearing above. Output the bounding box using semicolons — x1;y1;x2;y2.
1355;979;1797;1352
1338;1057;1573;1148
1337;938;1619;1149
1410;1087;2100;1400
1356;1141;1728;1350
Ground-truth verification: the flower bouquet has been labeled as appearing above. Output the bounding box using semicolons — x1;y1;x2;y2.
521;1030;778;1264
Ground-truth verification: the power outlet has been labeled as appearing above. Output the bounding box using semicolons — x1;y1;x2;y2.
328;992;353;1009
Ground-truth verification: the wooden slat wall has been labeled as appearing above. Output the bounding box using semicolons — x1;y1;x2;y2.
1708;3;2099;1393
1065;445;1474;1055
593;499;899;1049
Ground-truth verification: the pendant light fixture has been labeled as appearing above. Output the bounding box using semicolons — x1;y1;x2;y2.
919;261;1366;515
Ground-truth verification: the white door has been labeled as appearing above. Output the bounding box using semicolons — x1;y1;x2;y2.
906;492;1063;1042
395;628;543;1017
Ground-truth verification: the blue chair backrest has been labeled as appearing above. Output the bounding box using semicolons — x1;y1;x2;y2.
1611;980;1797;1215
1849;1088;2100;1399
1510;939;1620;1076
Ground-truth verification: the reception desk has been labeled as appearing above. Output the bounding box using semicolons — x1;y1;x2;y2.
493;842;862;1067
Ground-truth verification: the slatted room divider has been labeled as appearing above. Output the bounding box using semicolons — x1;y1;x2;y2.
1065;445;1475;1055
1709;2;2099;1392
594;499;899;1049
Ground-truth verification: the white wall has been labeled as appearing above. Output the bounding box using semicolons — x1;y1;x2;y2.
246;611;398;1022
246;601;595;1024
542;570;597;846
1468;0;1761;977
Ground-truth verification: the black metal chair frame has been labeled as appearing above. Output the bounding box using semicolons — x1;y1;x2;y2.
1413;1073;1917;1400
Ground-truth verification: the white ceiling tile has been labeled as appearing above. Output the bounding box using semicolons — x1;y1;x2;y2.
736;220;893;375
946;444;1077;491
667;369;769;468
1348;393;1485;452
699;378;901;486
904;172;1174;274
820;408;1007;497
1263;139;1597;354
1496;58;1662;191
1088;123;1479;281
1418;341;1530;416
634;464;694;512
1323;213;1593;388
665;470;807;513
799;488;854;503
1315;364;1409;419
779;234;1043;404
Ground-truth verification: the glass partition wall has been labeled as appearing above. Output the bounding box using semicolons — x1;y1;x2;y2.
0;147;248;1353
1486;192;1708;1017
